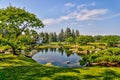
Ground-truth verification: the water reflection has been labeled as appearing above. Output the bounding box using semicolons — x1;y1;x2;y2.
32;48;82;68
58;48;64;55
50;48;57;52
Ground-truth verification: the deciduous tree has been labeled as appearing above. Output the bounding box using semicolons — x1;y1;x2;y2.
0;6;44;55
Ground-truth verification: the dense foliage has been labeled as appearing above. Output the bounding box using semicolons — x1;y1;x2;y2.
83;47;120;63
76;35;94;45
0;6;44;55
101;35;120;47
39;27;80;43
65;37;74;44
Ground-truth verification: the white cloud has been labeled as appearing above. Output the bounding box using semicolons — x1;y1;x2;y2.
43;2;108;25
76;9;108;21
111;13;120;17
42;19;56;25
77;2;96;9
43;16;71;25
59;16;71;20
101;13;120;20
77;4;87;9
64;3;75;7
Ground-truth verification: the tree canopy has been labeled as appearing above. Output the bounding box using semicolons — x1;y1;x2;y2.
0;6;44;55
76;35;94;45
101;35;120;47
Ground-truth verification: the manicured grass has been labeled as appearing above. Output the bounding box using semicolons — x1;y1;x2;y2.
0;54;120;80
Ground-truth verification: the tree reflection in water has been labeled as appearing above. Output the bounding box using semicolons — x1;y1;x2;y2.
32;48;83;68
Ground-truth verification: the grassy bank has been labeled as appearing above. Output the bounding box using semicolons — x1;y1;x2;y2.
0;54;120;80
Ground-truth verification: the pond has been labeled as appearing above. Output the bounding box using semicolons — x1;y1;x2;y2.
32;48;84;68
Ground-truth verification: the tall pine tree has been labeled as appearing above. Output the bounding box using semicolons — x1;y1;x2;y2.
64;27;72;39
71;29;75;39
75;30;80;38
53;32;57;42
49;32;54;42
58;29;64;42
43;32;49;43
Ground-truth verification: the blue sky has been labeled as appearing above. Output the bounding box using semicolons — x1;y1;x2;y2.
0;0;120;35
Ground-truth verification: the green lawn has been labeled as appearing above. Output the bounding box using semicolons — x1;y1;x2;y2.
0;54;120;80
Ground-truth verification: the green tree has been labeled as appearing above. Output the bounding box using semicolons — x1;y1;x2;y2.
19;29;33;45
75;30;80;38
43;32;49;43
30;30;39;43
65;37;74;44
94;35;103;42
49;32;54;42
76;35;94;45
71;29;75;39
53;32;57;42
39;32;44;38
101;35;120;47
64;27;72;39
0;6;44;55
49;32;57;42
58;29;64;42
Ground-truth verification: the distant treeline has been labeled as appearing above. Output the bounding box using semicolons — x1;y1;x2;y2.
38;27;120;47
39;27;80;43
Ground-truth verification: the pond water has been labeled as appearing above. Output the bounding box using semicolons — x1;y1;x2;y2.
32;48;83;68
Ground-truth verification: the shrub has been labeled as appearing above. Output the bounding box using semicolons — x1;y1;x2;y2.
83;47;120;63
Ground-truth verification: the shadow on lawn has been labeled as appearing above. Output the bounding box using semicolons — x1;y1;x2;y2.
83;69;120;80
0;54;120;80
0;54;80;80
53;75;80;80
0;65;80;80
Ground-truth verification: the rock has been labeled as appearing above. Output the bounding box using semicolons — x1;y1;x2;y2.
45;63;54;67
25;55;32;58
31;50;37;53
66;61;70;64
5;51;10;54
7;49;13;52
21;50;25;54
0;50;5;53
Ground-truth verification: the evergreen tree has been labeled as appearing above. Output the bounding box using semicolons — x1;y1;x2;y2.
53;32;57;42
75;30;80;38
39;32;44;38
43;32;49;43
71;29;75;39
58;29;64;42
64;27;72;39
49;32;54;42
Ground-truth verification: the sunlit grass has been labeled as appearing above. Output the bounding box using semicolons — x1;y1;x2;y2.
0;54;120;80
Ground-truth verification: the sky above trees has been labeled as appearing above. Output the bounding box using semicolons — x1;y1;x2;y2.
0;0;120;35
